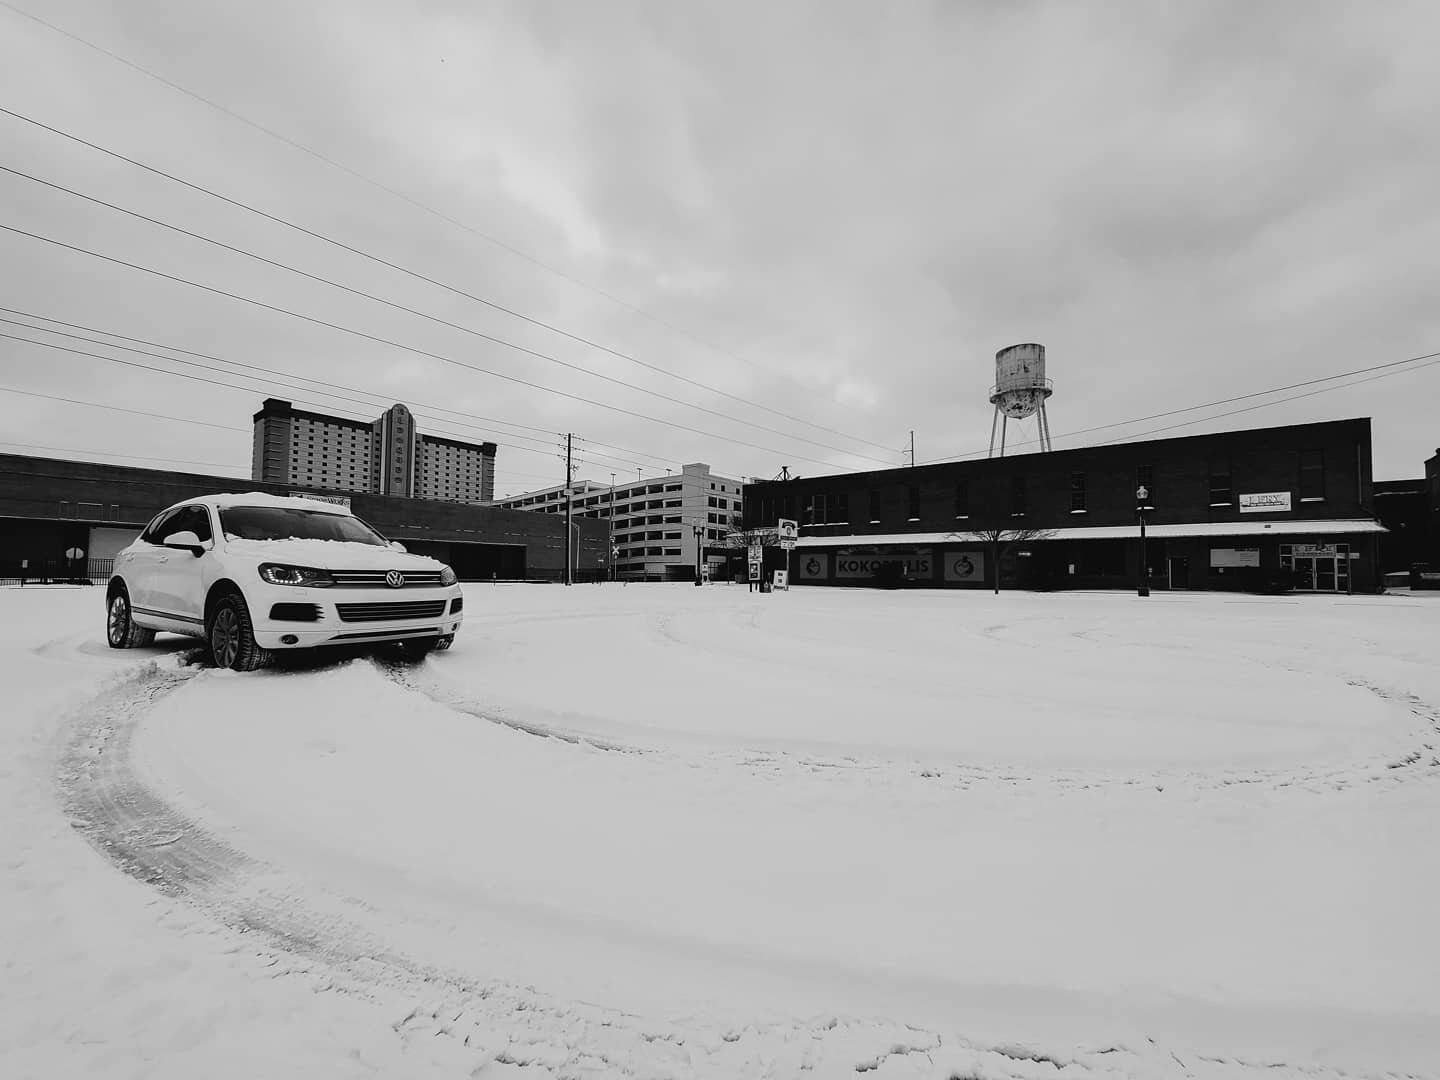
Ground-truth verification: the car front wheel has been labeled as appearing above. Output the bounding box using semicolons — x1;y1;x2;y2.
208;592;270;671
106;586;156;649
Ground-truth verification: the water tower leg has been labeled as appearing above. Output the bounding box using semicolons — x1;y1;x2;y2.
1037;402;1052;453
1000;414;1009;456
988;407;1000;458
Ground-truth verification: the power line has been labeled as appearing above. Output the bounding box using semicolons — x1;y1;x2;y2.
0;307;680;474
918;348;1440;466
0;105;896;455
0;439;566;489
1;163;891;464
0;305;584;443
0;223;860;470
0;6;854;411
0;383;248;432
0;315;674;477
0;327;598;469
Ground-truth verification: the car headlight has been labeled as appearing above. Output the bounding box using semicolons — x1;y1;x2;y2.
258;563;334;587
439;565;458;586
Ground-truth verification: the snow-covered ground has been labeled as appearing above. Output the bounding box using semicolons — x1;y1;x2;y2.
3;583;1439;1079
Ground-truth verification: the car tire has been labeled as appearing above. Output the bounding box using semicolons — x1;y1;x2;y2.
106;585;156;649
397;637;438;662
207;591;270;672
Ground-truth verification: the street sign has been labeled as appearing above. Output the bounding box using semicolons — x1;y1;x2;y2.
773;570;789;590
65;547;85;561
748;542;762;562
779;538;796;551
777;518;798;542
748;560;762;582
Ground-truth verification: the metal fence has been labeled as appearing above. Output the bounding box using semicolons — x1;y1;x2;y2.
1;558;114;586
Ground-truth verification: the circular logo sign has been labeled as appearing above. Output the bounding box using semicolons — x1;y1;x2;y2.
385;570;406;588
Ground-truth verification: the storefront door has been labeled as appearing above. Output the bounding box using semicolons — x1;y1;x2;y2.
1168;556;1189;589
1292;556;1317;591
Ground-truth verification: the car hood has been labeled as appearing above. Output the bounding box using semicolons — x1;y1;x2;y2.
222;537;446;572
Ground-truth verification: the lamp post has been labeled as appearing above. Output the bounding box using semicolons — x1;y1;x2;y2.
609;472;616;583
1136;484;1150;597
693;523;704;586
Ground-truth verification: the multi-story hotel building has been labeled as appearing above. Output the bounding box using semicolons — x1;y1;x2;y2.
251;399;497;505
495;462;745;579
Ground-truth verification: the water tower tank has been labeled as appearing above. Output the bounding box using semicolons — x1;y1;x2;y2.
989;343;1053;419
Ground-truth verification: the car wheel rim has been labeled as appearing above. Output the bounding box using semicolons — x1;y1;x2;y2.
212;608;239;667
108;597;127;644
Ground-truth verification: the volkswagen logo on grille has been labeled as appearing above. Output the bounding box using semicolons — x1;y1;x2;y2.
385;570;406;588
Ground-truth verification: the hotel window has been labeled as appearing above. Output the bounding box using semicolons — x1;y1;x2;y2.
907;486;920;521
1070;472;1087;512
1208;463;1232;506
1010;476;1027;516
1300;449;1325;501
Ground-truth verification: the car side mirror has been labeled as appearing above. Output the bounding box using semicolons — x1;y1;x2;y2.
164;530;209;556
389;541;407;553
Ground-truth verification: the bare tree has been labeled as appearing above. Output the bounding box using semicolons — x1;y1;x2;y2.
947;522;1055;594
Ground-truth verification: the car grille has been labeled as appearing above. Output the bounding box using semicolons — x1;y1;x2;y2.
336;600;447;623
330;569;445;588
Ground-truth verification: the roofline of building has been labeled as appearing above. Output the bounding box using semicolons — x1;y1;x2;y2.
251;398;373;432
419;433;498;455
746;416;1374;488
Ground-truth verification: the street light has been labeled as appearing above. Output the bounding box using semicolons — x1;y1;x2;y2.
693;523;704;586
609;472;616;582
1136;484;1151;597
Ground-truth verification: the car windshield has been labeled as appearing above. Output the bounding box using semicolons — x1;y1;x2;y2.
219;506;388;546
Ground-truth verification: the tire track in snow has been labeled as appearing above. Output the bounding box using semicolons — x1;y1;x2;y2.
51;659;1425;1079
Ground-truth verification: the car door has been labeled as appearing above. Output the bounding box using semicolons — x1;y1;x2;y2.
126;507;179;615
150;505;211;631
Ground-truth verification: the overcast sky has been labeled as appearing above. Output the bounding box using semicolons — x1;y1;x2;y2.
2;0;1438;499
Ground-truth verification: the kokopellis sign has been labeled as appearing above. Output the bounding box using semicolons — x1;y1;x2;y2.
834;548;932;579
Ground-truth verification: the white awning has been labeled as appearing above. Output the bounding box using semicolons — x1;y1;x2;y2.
795;519;1387;548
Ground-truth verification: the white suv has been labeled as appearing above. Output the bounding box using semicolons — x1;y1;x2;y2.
106;493;464;670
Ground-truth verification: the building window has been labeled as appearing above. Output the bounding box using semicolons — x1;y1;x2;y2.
907;485;920;521
868;489;882;524
1300;449;1325;501
1010;476;1027;516
804;493;828;525
1070;472;1087;512
1136;464;1153;493
1209;463;1232;506
954;479;969;518
832;491;849;523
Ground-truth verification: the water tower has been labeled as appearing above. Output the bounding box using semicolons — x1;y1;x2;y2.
988;342;1054;457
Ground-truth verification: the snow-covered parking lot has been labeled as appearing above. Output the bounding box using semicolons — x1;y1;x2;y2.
3;583;1439;1079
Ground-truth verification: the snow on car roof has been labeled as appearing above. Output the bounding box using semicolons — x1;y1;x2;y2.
204;492;354;515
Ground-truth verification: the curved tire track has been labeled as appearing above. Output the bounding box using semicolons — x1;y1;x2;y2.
50;657;1416;1079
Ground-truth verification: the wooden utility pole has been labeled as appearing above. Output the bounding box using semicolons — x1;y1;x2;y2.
564;433;573;586
909;430;915;467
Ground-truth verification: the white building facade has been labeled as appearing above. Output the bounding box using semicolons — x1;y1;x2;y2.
495;462;744;579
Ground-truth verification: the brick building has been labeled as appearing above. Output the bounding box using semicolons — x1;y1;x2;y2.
0;453;606;583
744;418;1389;593
252;399;497;505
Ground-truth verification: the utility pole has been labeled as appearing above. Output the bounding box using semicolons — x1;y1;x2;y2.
908;430;915;468
609;472;616;582
564;433;573;586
